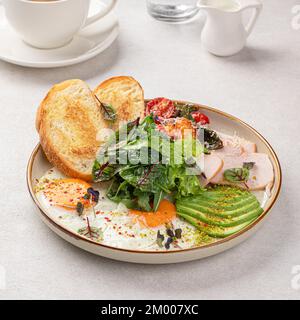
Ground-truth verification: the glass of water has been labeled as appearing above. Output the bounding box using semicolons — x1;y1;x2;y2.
146;0;200;22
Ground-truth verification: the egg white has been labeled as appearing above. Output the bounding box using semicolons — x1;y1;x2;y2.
35;168;208;251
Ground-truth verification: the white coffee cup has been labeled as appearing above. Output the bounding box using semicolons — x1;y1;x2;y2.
0;0;117;49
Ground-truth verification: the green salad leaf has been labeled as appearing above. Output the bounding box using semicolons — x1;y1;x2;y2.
92;115;205;211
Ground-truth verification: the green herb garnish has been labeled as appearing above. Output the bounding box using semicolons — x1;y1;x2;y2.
78;218;103;242
175;228;182;239
165;237;173;250
156;231;164;248
224;168;249;183
76;202;84;216
95;95;117;122
224;162;255;184
166;229;175;238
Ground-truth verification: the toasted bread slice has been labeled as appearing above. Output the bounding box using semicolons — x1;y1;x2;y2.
93;76;145;131
36;79;104;181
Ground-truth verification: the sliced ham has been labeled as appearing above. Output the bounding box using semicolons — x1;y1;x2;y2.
210;153;274;190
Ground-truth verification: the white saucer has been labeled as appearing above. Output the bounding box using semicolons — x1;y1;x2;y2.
0;1;119;68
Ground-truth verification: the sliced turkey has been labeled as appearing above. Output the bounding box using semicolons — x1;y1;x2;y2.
210;153;274;190
202;154;223;181
216;132;257;156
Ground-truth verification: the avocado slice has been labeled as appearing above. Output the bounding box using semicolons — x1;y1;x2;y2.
178;212;257;238
176;204;263;227
176;185;264;238
177;194;256;211
176;198;261;218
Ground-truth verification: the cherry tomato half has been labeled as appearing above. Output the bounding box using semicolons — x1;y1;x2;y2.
191;112;210;125
146;98;176;119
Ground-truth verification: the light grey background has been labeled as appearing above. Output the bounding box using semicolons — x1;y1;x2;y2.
0;0;299;300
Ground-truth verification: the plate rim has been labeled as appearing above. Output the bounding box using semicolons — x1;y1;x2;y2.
27;100;282;255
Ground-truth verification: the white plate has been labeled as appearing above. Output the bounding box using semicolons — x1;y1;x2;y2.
0;1;119;68
27;101;282;264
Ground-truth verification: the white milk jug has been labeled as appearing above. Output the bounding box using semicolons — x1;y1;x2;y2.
198;0;263;56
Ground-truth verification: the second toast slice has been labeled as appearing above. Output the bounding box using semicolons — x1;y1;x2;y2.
93;76;145;131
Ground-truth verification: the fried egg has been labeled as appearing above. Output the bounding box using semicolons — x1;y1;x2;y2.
35;168;213;251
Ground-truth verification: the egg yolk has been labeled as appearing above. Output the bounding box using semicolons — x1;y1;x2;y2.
130;199;177;228
43;179;92;209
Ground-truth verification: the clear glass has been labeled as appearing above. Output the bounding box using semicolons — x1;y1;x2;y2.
146;0;200;22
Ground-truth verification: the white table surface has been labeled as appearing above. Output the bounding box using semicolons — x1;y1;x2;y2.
0;0;299;300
